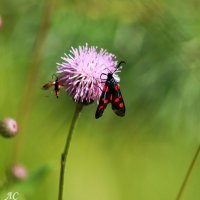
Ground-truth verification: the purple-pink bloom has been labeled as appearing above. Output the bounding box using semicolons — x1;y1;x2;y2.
57;44;122;104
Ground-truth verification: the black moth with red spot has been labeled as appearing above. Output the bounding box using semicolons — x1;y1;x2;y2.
95;61;126;119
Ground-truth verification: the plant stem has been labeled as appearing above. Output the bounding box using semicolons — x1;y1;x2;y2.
14;0;56;163
58;103;83;200
176;144;200;200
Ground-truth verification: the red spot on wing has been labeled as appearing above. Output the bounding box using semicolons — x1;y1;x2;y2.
104;99;108;104
99;105;104;111
114;98;120;103
115;85;119;91
119;103;124;108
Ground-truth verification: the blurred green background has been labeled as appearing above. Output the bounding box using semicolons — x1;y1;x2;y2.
1;0;200;199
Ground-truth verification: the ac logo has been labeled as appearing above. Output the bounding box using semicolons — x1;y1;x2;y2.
4;192;19;200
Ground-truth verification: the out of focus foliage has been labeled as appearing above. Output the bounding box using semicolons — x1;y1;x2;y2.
0;0;200;200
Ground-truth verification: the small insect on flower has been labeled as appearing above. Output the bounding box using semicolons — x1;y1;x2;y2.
43;75;64;98
95;61;126;119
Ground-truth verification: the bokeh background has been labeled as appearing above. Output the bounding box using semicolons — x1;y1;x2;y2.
1;0;200;199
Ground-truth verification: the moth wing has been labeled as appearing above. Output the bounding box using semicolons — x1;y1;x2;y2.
111;84;125;117
42;81;55;90
95;85;111;119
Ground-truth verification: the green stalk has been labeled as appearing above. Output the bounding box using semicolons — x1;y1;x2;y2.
176;144;200;200
14;0;56;163
58;103;83;200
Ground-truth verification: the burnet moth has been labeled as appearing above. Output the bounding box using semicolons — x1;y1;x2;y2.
42;75;64;98
95;61;126;119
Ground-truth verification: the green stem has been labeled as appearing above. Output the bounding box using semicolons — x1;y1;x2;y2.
58;104;83;200
14;0;56;163
176;144;200;200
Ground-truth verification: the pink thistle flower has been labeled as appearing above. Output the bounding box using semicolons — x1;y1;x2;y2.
57;44;122;104
0;117;18;138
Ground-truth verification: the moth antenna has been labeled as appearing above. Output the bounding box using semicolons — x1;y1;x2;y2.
113;61;126;74
97;85;103;92
100;73;108;80
94;83;103;92
117;61;126;68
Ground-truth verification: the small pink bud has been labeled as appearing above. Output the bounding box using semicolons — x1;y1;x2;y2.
11;164;28;180
0;118;18;138
0;16;3;28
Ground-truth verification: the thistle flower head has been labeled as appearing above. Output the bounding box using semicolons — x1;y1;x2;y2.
0;117;18;138
57;44;121;104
